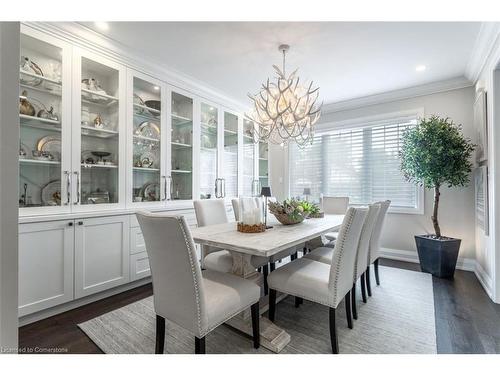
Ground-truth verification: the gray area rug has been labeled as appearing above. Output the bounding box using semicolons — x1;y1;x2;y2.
78;266;436;354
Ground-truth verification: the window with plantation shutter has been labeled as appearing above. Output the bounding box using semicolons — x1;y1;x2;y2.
288;113;423;213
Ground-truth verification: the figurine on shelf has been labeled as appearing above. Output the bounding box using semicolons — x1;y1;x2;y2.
37;106;59;122
93;114;104;129
19;90;36;116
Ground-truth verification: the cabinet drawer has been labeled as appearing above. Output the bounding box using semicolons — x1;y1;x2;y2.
130;227;146;255
130;252;151;281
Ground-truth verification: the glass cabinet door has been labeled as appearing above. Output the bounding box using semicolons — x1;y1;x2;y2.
171;91;193;200
19;31;70;213
77;55;121;206
131;75;163;204
223;111;239;198
259;142;269;188
200;103;218;199
242;120;256;196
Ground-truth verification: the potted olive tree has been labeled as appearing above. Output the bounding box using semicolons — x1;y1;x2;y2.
400;115;475;278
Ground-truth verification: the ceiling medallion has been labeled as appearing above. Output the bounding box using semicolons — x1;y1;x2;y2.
246;44;322;147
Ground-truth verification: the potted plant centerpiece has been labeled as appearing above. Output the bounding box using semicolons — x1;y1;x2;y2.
268;199;319;225
400;115;475;278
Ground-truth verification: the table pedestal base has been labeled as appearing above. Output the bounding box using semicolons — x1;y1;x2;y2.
228;252;291;353
225;312;290;353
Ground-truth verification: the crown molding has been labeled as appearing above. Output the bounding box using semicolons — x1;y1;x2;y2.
24;22;248;112
321;76;473;114
465;22;500;83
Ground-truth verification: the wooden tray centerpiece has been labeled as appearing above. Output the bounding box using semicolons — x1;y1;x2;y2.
237;222;266;233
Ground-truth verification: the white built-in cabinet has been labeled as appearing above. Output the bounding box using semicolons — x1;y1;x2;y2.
74;215;130;298
17;24;270;319
18;220;74;316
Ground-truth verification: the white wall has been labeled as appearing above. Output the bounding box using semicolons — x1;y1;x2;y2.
270;86;477;263
473;32;500;302
0;22;20;352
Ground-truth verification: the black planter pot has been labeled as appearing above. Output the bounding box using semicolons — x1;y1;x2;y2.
415;235;461;278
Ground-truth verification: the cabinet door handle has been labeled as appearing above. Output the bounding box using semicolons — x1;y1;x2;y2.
215;178;221;198
64;171;71;205
161;176;166;201
68;222;73;226
162;176;172;201
78;221;83;226
73;171;80;204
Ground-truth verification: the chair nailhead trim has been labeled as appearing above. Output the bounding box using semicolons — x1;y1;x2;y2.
330;209;356;306
178;217;204;336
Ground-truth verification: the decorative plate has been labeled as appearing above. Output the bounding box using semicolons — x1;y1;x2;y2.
144;100;161;117
141;182;160;201
136;121;160;140
37;136;61;161
41;180;61;206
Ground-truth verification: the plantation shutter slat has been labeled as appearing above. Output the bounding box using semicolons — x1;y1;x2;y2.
289;116;418;209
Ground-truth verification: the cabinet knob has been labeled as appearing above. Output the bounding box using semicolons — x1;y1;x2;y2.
68;222;73;226
78;221;84;225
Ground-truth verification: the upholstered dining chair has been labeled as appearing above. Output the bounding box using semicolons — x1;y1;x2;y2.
303;204;380;321
136;211;260;354
366;200;391;296
321;196;350;244
267;207;367;354
193;199;269;289
303;196;350;254
231;197;299;292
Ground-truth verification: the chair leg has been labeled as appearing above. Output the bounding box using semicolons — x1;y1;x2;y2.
257;267;262;273
329;307;339;354
295;296;303;308
291;252;298;261
155;315;165;354
195;336;206;354
345;291;353;329
268;289;276;322
251;302;260;349
262;264;269;296
302;246;308;255
270;262;276;272
374;258;380;285
351;284;358;320
366;266;372;297
360;273;367;303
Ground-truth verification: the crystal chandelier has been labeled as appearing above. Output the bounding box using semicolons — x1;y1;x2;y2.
246;44;322;147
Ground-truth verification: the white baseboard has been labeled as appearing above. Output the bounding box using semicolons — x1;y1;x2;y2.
380;247;476;271
18;277;152;327
474;261;494;300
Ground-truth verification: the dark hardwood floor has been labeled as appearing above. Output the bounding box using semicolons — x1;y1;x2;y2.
18;259;500;354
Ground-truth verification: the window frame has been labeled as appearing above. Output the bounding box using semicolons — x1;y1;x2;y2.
285;108;425;215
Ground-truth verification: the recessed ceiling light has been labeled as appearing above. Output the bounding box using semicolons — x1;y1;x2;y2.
209;107;214;111
416;65;426;72
94;22;109;31
153;86;160;91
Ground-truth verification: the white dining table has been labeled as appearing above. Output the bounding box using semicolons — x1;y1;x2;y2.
190;214;344;353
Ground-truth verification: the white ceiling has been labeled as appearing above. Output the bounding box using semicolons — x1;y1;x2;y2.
82;22;481;106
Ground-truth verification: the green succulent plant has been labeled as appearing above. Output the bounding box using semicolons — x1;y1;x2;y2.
268;199;319;220
399;115;475;238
